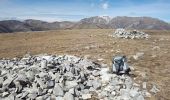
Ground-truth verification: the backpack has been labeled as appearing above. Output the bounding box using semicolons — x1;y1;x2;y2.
112;56;130;75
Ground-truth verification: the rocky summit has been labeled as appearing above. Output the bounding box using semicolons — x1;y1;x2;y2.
0;54;157;100
113;28;150;39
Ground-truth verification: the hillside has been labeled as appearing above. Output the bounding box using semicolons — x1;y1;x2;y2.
0;20;31;33
109;16;170;30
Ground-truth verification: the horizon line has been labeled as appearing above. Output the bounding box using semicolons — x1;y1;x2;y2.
0;15;169;23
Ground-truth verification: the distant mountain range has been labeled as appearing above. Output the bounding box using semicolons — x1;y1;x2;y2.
0;16;170;33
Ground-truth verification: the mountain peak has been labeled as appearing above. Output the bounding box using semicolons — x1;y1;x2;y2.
98;16;112;23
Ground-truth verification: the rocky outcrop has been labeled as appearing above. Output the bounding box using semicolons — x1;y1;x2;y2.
0;54;158;99
113;28;150;39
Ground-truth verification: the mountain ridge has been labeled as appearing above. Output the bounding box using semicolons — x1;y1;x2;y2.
0;16;170;33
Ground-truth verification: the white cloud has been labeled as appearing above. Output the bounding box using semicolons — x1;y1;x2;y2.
102;2;108;9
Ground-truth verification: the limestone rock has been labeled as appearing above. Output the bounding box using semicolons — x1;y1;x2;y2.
113;28;149;39
63;92;74;100
53;83;64;96
81;94;92;99
0;54;157;100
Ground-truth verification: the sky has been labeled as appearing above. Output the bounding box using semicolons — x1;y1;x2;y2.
0;0;170;22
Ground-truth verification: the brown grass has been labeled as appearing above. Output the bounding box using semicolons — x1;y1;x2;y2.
0;29;170;100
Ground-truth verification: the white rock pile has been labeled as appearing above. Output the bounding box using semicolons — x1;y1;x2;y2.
113;28;149;39
0;54;155;100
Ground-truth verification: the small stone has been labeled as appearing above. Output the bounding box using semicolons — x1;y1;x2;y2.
133;52;144;60
111;91;116;96
65;81;78;90
89;87;95;92
38;72;48;78
28;93;38;99
43;94;50;100
81;94;92;99
101;64;107;68
92;80;101;90
104;85;114;92
135;95;145;100
64;92;75;100
41;59;47;69
120;93;131;100
129;66;135;71
65;72;74;81
78;84;84;90
37;87;44;96
97;58;104;61
35;77;47;89
7;94;15;100
14;80;22;93
50;94;57;100
54;73;60;82
150;84;160;94
129;87;140;97
68;88;75;95
16;93;23;98
48;72;55;80
53;83;64;96
36;96;44;100
55;96;63;100
142;82;147;89
26;71;35;82
47;80;55;88
3;77;13;87
48;89;53;94
81;89;90;94
0;77;3;85
100;91;109;97
142;90;151;97
75;89;80;96
92;70;100;77
2;92;9;97
21;92;28;99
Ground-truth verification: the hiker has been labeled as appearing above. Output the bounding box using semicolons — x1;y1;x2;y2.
112;56;131;75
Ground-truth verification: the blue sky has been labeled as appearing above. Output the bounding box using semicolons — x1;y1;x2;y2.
0;0;170;22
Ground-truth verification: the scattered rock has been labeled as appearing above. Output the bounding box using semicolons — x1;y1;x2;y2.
0;54;158;99
133;52;144;60
97;58;104;62
63;92;75;100
81;94;92;99
41;59;47;69
142;90;151;97
92;80;101;90
135;95;145;100
152;46;160;51
47;80;55;88
113;28;149;39
53;83;64;96
65;81;78;90
2;92;9;97
142;82;147;89
55;96;63;100
150;84;160;94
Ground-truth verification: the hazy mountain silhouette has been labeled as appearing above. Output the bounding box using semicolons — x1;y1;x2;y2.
0;16;170;33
